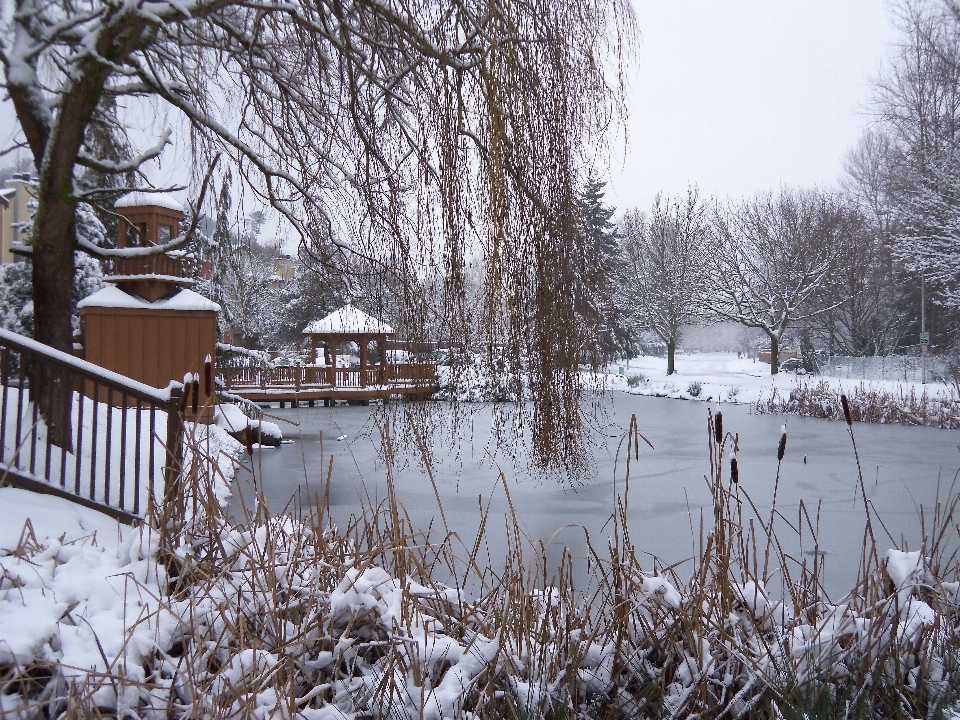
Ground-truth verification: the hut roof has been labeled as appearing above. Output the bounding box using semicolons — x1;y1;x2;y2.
115;191;185;212
78;285;221;312
302;305;393;335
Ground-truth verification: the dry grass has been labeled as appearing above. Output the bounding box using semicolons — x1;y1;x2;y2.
757;379;960;429
2;411;959;719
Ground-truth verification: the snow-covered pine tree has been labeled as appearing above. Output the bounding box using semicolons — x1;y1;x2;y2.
0;192;104;337
575;174;634;366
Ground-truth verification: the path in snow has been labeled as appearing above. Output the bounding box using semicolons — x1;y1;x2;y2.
233;393;960;599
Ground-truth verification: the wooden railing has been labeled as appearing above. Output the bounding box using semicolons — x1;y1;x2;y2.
102;253;193;279
218;363;437;391
0;328;183;523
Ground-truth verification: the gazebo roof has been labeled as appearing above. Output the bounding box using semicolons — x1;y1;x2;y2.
302;305;394;336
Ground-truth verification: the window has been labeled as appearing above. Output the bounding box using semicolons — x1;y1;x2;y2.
128;222;148;247
158;224;172;243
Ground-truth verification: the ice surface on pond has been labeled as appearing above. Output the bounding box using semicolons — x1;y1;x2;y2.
233;391;960;600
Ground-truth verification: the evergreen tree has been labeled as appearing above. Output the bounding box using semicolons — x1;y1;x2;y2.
575;174;634;365
0;194;104;337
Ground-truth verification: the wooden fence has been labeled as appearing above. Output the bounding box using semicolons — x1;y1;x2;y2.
0;328;183;524
219;363;437;392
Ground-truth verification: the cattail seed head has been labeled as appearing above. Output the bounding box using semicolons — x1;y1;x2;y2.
204;355;213;397
841;394;852;426
730;457;739;483
777;432;787;461
191;375;200;415
178;383;189;413
714;412;723;443
245;425;253;455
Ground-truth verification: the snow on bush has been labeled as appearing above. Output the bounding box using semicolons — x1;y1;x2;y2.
757;379;960;428
214;401;283;447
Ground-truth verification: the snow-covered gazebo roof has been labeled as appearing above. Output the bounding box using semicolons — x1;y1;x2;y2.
302;305;394;336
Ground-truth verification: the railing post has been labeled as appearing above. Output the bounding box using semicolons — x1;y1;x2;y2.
163;387;184;517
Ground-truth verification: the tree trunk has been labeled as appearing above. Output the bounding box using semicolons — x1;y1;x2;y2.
769;336;779;375
667;340;676;375
31;188;78;451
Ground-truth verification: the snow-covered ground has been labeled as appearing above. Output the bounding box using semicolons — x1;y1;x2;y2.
610;351;956;407
3;483;959;718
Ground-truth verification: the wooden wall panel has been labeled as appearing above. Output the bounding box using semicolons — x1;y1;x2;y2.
79;307;217;412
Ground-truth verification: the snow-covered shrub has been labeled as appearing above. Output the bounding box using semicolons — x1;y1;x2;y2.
626;373;648;388
214;401;282;446
758;380;960;429
687;380;702;397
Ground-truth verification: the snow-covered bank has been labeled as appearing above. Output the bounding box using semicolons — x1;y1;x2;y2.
615;352;959;420
2;468;959;718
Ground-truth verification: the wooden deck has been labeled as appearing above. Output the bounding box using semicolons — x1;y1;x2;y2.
218;363;439;403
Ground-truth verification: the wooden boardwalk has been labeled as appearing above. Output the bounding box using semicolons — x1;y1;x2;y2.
218;363;439;403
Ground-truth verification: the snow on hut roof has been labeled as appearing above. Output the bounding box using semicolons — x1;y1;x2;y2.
78;285;221;312
114;191;185;213
302;304;394;335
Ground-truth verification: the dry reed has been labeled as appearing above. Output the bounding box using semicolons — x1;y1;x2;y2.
1;410;959;719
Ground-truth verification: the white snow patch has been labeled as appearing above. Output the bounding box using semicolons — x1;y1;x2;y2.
114;191;184;212
303;304;393;335
79;285;220;312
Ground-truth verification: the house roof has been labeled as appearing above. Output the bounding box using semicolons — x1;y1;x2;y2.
302;305;394;335
115;191;185;213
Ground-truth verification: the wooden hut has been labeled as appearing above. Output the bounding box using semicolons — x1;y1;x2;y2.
302;305;394;386
77;192;218;420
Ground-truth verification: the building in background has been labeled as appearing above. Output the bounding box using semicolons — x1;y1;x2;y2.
0;174;35;264
273;256;295;281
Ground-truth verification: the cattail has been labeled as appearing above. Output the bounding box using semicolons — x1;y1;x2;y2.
191;374;200;415
777;431;787;461
245;425;253;455
204;354;213;397
730;457;739;483
841;394;852;426
179;372;190;413
714;412;723;443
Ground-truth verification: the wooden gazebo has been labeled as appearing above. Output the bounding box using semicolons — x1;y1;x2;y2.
302;305;394;385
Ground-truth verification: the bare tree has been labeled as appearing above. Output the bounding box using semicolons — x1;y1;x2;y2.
1;0;633;469
618;188;708;374
870;0;960;311
710;189;851;374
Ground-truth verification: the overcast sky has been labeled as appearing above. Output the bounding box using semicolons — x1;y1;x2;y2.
0;0;899;233
606;0;898;212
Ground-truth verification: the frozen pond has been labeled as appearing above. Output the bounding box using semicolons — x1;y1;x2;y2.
232;393;960;599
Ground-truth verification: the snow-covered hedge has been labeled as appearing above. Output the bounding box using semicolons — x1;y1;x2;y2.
757;380;960;429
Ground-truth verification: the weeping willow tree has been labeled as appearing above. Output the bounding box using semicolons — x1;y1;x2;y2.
3;0;635;472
